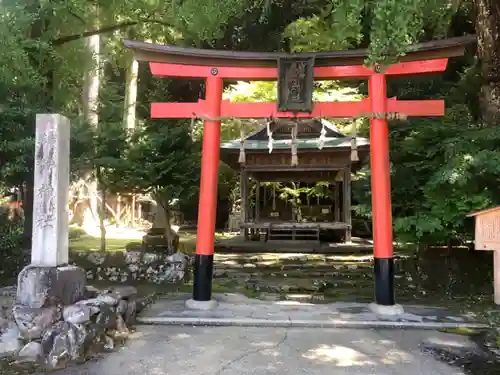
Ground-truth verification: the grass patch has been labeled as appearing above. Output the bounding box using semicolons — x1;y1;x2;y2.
177;231;236;254
177;231;197;253
69;230;235;253
69;235;132;252
439;327;484;336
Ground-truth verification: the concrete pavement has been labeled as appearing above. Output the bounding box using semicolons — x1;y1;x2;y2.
48;325;477;375
138;293;488;329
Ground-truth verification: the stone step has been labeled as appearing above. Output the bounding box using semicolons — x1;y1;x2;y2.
213;260;408;271
241;279;419;296
214;254;409;265
212;268;410;279
242;277;375;293
215;262;375;268
214;258;379;265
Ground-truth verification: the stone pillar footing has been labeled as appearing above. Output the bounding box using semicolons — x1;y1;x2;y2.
185;299;218;311
10;264;143;369
17;265;86;308
368;302;404;316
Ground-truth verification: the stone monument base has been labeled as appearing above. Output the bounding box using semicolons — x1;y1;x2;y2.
17;265;86;308
11;264;140;369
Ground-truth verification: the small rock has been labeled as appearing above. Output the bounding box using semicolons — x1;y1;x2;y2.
157;264;185;284
75;299;102;318
166;251;187;263
76;298;101;307
116;300;128;316
142;253;159;264
103;335;114;351
87;253;106;265
0;317;8;333
125;251;142;264
97;294;118;306
128;264;139;273
63;305;92;324
18;341;42;362
41;321;92;368
82;323;100;356
0;325;22;357
46;330;71;369
83;285;101;299
41;321;68;357
13;305;61;340
111;315;129;340
96;304;117;330
111;286;137;300
124;299;137;325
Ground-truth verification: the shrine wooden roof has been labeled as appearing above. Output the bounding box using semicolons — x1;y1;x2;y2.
124;35;475;67
220;119;370;173
220;119;369;151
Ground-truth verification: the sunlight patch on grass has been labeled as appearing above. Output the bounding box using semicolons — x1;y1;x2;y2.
69;235;133;252
177;231;236;254
69;229;235;253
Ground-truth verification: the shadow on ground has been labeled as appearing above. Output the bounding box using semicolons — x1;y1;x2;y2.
44;326;495;375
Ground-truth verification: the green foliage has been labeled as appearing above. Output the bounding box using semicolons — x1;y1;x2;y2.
122;120;201;209
0;207;23;252
352;62;500;244
0;0;496;250
0;205;27;283
69;226;87;240
284;0;460;65
172;0;247;44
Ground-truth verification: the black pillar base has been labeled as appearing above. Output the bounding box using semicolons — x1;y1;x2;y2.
193;254;214;301
374;257;395;306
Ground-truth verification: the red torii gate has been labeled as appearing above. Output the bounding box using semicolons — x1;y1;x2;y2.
125;35;474;309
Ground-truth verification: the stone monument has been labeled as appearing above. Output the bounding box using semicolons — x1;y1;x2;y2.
17;114;86;309
5;114;142;369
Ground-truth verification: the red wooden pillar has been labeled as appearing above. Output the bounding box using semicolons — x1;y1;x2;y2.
193;75;223;302
369;72;395;306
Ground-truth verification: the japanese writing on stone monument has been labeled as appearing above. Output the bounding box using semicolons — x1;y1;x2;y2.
34;130;57;228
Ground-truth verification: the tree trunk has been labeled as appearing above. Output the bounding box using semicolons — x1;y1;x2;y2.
21;178;34;247
99;181;107;252
123;56;139;131
154;196;179;253
116;194;122;227
131;194;136;227
82;11;101;228
474;0;500;124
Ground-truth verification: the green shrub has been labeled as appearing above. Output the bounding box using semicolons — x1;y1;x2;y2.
0;205;27;285
69;226;86;240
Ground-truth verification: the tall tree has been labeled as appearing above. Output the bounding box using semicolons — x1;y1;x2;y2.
473;0;500;124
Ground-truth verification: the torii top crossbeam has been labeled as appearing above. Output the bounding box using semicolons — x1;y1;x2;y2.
124;35;475;119
125;35;474;69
